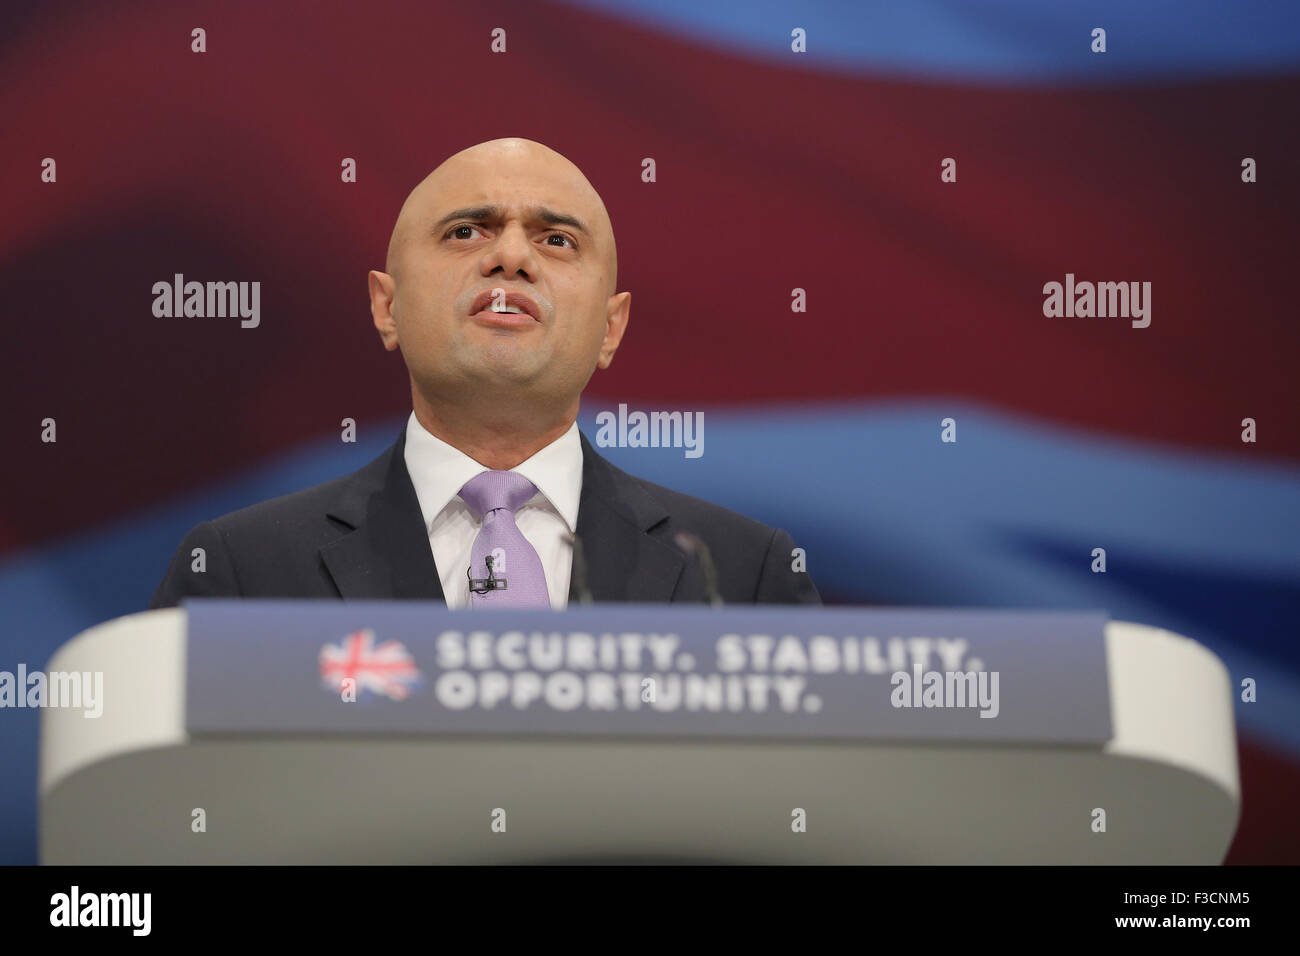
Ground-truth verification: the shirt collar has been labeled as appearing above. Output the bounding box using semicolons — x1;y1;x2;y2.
402;411;582;533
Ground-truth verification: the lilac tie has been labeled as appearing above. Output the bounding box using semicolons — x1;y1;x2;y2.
458;470;552;609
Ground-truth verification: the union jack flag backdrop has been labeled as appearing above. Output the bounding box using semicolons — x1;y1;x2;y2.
1;0;1297;863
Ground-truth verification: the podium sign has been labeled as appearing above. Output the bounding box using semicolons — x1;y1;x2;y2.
186;601;1111;744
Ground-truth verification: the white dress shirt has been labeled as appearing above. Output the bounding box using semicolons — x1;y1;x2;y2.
402;411;583;610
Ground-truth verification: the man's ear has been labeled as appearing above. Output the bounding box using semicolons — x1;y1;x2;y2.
369;270;399;351
596;291;631;369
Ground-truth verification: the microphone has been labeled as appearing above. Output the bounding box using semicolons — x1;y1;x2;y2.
467;553;506;594
673;531;724;607
566;532;594;605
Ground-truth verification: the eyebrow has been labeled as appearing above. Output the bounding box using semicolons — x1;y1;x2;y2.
433;204;590;236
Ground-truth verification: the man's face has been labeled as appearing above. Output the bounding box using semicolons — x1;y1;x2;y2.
372;142;629;411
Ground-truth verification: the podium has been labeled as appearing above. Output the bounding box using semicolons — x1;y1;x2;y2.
39;602;1239;863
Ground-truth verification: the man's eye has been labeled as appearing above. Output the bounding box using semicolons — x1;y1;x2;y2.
447;225;479;240
547;233;576;248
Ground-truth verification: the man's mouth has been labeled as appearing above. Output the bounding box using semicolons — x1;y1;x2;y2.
469;288;541;322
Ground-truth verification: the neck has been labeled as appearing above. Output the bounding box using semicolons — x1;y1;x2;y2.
411;383;578;470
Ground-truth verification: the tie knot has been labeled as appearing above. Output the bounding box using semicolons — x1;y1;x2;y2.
458;470;539;520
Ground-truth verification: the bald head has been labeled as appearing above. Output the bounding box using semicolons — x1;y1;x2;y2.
386;138;618;296
368;138;633;442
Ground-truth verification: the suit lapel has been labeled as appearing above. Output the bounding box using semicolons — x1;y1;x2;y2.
570;432;686;603
319;425;686;604
320;427;444;601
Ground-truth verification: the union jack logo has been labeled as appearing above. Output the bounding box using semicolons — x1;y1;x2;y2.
319;629;422;701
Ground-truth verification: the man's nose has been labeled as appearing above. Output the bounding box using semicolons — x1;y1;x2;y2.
482;222;535;279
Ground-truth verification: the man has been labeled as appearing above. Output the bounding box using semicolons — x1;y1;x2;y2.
151;138;820;609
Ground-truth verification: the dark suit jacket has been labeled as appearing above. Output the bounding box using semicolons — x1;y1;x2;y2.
150;428;821;608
